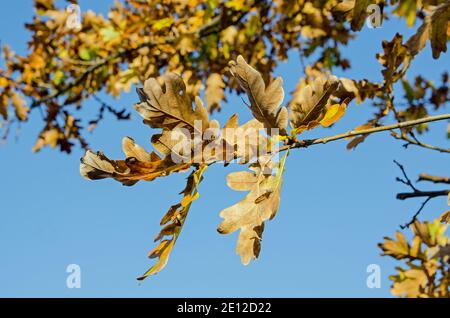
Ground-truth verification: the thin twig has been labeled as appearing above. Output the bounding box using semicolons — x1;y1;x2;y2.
391;131;450;153
400;197;433;229
394;160;417;192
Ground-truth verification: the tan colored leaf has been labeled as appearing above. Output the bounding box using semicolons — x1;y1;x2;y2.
430;2;450;59
289;75;340;131
11;93;29;121
201;113;267;164
440;210;450;224
226;171;258;191
379;231;411;260
135;73;210;133
406;2;450;59
351;0;369;31
406;17;430;56
332;0;355;21
122;136;154;162
229;55;288;135
205;73;226;112
217;153;288;265
0;93;8;120
391;268;429;298
377;33;411;92
80;137;190;186
345;123;373;150
32;127;62;152
334;78;382;104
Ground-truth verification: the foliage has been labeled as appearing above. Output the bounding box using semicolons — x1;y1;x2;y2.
1;0;449;296
379;219;449;297
80;55;349;279
1;0;449;152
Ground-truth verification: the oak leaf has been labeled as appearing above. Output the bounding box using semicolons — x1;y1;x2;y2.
377;33;411;92
229;55;288;135
217;153;287;265
80;137;190;186
406;2;450;59
205;73;226;112
137;166;206;280
135;73;210;133
289;75;343;133
351;0;370;31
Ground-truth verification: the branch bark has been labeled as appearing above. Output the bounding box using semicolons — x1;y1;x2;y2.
278;113;450;152
418;173;450;184
396;190;450;200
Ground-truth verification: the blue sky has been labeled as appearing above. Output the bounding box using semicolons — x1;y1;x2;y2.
0;1;448;297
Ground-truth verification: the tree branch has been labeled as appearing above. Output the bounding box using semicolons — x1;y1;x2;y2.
31;8;249;108
396;190;450;200
391;131;450;153
393;161;450;228
418;173;450;184
278;113;450;152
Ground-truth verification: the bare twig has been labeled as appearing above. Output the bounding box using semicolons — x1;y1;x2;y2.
394;160;417;192
391;131;450;153
418;173;450;184
393;161;450;228
400;197;433;229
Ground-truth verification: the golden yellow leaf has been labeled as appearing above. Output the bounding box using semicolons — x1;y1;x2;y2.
319;100;348;127
29;53;45;69
137;167;206;280
0;77;8;87
181;192;199;207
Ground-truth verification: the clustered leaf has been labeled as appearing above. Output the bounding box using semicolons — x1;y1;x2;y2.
2;0;366;152
406;1;450;59
379;219;449;298
289;75;348;134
